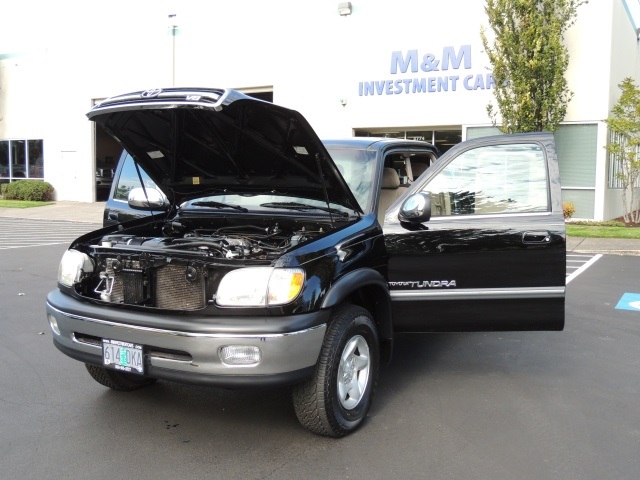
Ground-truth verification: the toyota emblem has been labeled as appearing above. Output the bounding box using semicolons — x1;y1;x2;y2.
140;88;162;98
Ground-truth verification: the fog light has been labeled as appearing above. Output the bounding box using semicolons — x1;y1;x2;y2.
48;314;60;335
219;345;261;366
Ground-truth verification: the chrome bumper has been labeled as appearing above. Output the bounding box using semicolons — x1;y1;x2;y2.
46;290;327;386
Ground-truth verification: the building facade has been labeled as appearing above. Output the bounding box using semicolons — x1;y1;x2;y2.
1;0;639;220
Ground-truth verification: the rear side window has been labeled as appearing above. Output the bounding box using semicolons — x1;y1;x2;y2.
422;143;548;216
113;153;156;201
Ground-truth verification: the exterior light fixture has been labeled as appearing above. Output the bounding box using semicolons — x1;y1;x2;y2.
168;13;178;87
168;13;178;30
338;2;352;16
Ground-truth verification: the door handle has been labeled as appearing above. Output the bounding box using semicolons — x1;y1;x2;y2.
522;230;551;244
108;211;118;221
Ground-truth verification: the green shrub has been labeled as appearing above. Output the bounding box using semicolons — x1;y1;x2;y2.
0;180;55;201
563;201;576;220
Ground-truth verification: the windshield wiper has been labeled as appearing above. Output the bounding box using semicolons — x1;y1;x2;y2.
190;201;248;212
260;202;349;217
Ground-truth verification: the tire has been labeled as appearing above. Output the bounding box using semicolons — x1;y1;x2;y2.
85;364;156;391
293;304;379;437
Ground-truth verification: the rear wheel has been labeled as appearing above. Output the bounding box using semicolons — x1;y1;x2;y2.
85;364;156;391
293;304;379;437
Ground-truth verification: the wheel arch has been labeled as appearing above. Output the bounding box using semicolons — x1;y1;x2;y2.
320;268;393;362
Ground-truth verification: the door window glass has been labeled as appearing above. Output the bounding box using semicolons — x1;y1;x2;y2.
114;153;156;201
422;143;548;216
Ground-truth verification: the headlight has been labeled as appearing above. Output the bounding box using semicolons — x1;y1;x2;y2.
58;250;94;287
216;267;304;307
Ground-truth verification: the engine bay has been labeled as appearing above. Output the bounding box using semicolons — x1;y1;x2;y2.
97;221;325;261
74;218;332;310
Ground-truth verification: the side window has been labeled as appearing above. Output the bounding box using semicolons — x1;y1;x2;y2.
422;143;548;216
113;153;156;201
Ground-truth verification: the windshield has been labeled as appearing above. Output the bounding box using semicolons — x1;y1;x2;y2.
325;147;377;213
180;147;378;215
182;193;352;215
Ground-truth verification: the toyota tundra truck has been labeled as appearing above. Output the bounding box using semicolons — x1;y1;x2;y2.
46;88;565;437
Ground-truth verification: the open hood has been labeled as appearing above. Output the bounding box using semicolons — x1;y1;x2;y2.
88;88;362;213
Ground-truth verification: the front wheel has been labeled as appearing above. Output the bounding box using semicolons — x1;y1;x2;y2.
293;304;379;437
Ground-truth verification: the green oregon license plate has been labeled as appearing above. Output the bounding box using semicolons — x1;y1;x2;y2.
102;338;144;375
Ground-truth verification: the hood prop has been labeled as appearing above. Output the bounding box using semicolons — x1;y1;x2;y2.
315;153;335;228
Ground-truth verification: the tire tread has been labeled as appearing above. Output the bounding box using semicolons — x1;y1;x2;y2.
293;304;378;437
85;364;156;391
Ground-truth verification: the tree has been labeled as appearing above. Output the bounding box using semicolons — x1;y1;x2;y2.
605;78;640;225
481;0;586;133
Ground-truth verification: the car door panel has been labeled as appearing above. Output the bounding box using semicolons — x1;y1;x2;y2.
383;133;565;332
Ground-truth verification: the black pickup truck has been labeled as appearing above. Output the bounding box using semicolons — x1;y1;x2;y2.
46;88;565;437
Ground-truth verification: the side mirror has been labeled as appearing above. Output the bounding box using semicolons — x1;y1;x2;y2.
127;187;169;211
399;192;431;224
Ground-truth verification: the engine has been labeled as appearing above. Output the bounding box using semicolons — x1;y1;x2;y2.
98;223;321;260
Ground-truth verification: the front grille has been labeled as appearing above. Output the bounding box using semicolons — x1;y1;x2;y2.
74;332;102;347
146;348;193;362
103;259;205;311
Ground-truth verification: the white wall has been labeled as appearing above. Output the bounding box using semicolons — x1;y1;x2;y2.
275;0;496;137
609;0;640;111
0;55;48;140
563;1;616;123
2;0;638;207
599;0;640;220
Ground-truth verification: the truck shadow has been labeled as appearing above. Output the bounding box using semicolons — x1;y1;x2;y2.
89;380;310;442
85;330;558;443
373;330;559;414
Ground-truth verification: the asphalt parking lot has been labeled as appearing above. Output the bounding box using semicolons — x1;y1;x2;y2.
0;220;639;480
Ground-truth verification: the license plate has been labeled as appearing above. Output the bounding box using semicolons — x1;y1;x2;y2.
102;338;144;375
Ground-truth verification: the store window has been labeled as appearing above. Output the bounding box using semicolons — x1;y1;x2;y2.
354;129;462;154
607;130;640;189
0;139;44;184
0;141;9;183
28;140;44;178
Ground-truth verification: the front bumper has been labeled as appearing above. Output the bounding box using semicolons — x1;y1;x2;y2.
46;289;327;388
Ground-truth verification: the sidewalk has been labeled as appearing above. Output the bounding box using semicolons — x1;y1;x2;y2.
0;201;639;255
566;236;640;256
0;201;105;224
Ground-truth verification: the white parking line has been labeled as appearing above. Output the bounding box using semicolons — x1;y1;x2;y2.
566;254;602;284
0;242;75;250
0;218;100;249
